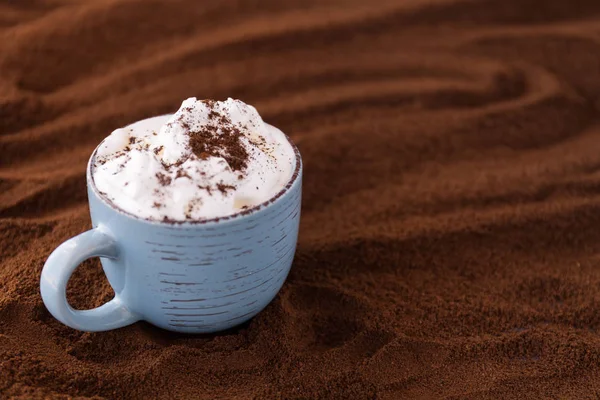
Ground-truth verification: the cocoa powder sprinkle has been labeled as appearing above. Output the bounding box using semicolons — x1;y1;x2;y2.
184;101;249;172
216;182;235;194
155;172;171;186
175;169;191;179
197;184;212;195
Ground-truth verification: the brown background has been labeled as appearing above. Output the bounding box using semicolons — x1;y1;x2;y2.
2;0;600;398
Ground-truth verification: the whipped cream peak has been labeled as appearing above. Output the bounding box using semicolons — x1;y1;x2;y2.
92;98;295;221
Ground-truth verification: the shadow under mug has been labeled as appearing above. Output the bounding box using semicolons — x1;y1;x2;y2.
40;120;302;333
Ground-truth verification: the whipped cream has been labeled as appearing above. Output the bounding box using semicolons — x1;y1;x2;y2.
92;98;295;221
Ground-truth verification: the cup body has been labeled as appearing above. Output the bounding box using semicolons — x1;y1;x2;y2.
86;125;302;333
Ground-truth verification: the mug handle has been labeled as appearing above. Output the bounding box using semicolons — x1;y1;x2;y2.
40;227;139;332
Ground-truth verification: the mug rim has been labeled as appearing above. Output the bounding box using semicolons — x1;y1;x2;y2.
87;116;302;227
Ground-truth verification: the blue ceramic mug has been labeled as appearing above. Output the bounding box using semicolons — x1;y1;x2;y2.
40;120;302;333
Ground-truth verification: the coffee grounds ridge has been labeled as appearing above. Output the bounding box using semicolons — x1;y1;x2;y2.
3;0;600;398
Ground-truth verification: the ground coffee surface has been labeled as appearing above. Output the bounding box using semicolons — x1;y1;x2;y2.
2;0;600;398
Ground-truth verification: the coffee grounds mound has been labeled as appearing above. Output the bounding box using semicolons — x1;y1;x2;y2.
3;0;600;398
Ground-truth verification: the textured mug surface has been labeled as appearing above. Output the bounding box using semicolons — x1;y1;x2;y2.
40;122;302;333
